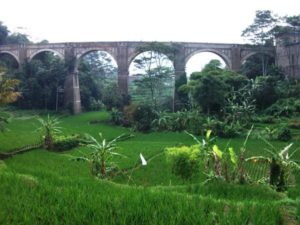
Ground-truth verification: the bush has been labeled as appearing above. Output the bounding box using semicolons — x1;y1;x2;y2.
253;76;278;110
132;104;157;132
53;134;81;151
252;115;276;124
294;99;300;112
265;98;298;117
150;110;205;134
288;119;300;129
102;84;130;110
166;145;200;180
277;126;292;142
110;108;124;125
214;122;242;138
123;104;138;126
90;98;105;111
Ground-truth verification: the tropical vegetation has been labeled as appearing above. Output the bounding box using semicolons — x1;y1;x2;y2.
1;10;300;225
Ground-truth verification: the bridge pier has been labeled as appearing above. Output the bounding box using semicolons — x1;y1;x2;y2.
231;46;242;72
63;47;82;114
174;44;188;110
64;72;81;114
116;44;129;95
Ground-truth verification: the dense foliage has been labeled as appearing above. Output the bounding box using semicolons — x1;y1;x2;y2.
0;21;31;45
166;145;200;179
1;11;300;225
13;52;67;110
78;51;119;111
129;43;175;111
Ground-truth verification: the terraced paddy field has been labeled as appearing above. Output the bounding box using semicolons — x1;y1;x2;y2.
0;110;299;224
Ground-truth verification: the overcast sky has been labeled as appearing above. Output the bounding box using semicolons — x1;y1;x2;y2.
1;0;299;44
1;0;299;75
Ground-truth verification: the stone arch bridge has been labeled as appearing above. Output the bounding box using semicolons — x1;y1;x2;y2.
0;41;275;113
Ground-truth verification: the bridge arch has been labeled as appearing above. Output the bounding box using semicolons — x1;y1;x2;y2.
128;50;174;67
28;49;64;62
128;50;175;110
0;51;20;67
128;50;175;76
241;51;275;64
75;49;118;70
185;49;231;69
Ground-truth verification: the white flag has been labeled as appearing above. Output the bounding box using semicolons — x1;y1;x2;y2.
140;153;147;166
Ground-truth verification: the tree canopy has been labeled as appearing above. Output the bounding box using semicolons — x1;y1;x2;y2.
130;43;176;110
0;66;20;106
0;21;31;45
242;10;278;46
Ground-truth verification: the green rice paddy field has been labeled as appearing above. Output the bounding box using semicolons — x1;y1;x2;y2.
0;110;299;225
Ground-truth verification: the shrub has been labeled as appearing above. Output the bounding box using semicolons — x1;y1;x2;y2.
102;84;130;110
123;104;138;126
294;99;300;112
110;107;124;125
151;110;204;134
53;134;81;151
166;145;200;180
132;104;157;132
277;126;292;142
252;115;276;124
265;98;297;117
214;122;242;138
288;119;300;129
262;127;278;140
90;98;105;111
151;111;172;131
253;76;278;110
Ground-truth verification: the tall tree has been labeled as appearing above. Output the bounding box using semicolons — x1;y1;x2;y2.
6;32;31;44
181;60;228;114
0;66;20;105
14;52;67;110
240;54;277;79
0;66;20;131
285;15;300;29
272;14;300;78
242;10;278;76
181;60;248;114
131;43;175;110
0;21;9;45
0;21;31;45
78;51;118;110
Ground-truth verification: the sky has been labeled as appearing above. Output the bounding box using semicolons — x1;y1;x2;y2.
1;0;299;74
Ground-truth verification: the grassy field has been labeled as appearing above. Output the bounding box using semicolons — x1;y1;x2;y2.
0;110;299;224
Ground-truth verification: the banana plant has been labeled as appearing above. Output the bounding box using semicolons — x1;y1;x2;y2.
263;127;278;140
186;128;252;184
211;145;238;182
246;139;300;191
36;115;61;150
186;130;231;179
185;130;216;173
75;133;129;178
151;111;171;131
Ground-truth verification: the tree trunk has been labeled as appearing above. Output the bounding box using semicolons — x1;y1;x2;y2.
101;158;106;177
44;134;53;150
